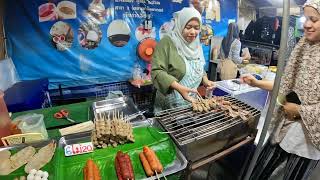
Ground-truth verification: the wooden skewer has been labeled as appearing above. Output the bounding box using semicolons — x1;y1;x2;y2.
155;171;160;180
161;172;167;180
196;92;204;101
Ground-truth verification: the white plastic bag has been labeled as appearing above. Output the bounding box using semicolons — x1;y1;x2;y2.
0;58;20;91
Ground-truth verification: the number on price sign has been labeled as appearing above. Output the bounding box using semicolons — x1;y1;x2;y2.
64;142;94;157
72;144;81;154
64;145;73;156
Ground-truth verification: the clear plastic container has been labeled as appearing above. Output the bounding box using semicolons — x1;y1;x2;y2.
14;113;48;139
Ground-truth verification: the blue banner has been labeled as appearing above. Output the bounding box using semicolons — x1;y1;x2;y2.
5;0;237;89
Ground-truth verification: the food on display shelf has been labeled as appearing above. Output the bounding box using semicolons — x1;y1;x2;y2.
25;142;56;173
27;169;49;180
83;159;101;180
92;111;134;148
115;151;134;180
0;146;36;175
142;146;163;174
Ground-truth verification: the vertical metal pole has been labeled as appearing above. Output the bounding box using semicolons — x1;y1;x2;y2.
243;0;290;179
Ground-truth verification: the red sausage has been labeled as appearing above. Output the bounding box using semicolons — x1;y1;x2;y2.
124;154;134;179
115;158;124;180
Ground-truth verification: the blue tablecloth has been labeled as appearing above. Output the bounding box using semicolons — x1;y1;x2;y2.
4;78;49;113
214;87;269;111
235;89;269;111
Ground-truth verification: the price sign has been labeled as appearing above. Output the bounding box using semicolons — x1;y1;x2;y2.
64;142;94;157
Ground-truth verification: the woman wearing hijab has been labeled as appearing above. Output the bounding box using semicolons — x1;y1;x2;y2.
217;23;250;80
151;7;215;112
221;22;250;64
245;1;320;179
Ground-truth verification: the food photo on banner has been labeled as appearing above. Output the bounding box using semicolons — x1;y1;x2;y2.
4;0;237;89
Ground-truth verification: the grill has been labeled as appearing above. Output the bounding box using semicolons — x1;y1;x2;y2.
156;96;261;162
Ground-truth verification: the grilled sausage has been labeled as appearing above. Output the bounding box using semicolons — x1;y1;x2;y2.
143;147;158;172
115;158;124;180
116;152;130;179
86;159;94;180
149;149;163;173
84;159;101;180
124;154;134;179
139;152;154;176
143;146;163;173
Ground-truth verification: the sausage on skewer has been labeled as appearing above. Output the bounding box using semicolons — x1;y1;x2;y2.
115;157;124;180
143;146;163;173
116;152;131;179
149;149;163;173
124;154;134;179
139;152;154;176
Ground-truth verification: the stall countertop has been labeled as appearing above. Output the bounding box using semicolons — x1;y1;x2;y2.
216;79;260;97
234;89;269;111
11;100;94;139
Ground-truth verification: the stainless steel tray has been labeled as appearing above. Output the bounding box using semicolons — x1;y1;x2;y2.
92;96;146;125
58;118;187;180
0;139;56;151
0;140;56;179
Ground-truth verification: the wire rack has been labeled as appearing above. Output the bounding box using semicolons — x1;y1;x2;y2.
95;81;154;110
132;92;153;110
95;81;131;99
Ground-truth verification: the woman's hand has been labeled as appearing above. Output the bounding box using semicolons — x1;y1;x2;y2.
203;80;216;90
170;81;198;102
177;86;198;102
283;102;300;120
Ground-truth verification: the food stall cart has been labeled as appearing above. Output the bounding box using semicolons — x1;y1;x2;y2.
0;87;266;180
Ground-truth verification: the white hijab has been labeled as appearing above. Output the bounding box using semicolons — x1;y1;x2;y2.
168;7;204;62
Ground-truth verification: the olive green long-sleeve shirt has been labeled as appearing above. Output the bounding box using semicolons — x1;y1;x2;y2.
152;36;207;95
151;36;186;95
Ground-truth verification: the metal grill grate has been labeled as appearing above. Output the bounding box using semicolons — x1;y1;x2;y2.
156;96;260;146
